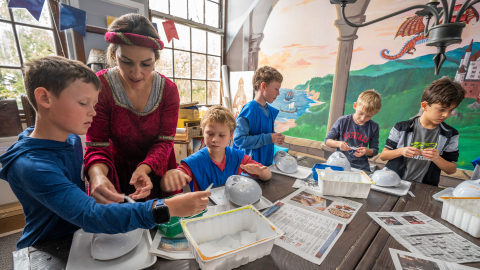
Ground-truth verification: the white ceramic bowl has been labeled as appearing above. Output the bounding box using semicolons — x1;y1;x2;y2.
371;168;401;187
452;179;480;197
273;151;298;174
326;152;351;171
224;175;262;206
91;229;143;260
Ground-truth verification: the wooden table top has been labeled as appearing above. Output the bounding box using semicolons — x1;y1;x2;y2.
14;157;476;270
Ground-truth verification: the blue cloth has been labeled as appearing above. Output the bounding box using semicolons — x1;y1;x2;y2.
233;100;279;166
60;3;87;37
0;127;157;249
183;146;244;191
473;156;480;168
325;114;379;171
8;0;45;21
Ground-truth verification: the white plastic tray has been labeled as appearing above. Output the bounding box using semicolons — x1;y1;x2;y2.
181;205;283;270
269;164;312;179
66;229;156;270
441;198;480;238
432;187;455;202
371;180;412;196
316;169;374;199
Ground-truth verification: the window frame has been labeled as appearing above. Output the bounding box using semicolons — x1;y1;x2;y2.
150;0;224;106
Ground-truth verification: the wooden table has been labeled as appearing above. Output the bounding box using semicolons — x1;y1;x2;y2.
12;157;479;269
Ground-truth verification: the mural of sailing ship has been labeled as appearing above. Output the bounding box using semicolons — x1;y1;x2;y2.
285;91;294;101
280;102;297;113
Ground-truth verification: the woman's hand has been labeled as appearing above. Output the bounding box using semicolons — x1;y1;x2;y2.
89;163;124;204
161;169;192;192
130;164;154;200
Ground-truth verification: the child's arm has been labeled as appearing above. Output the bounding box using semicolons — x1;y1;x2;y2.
355;124;380;157
325;118;351;151
379;125;421;161
326;139;351;151
161;165;193;192
233;117;274;149
423;149;457;174
239;155;272;180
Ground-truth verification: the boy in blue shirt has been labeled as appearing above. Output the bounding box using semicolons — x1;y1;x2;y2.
0;56;210;249
325;90;381;171
233;66;285;166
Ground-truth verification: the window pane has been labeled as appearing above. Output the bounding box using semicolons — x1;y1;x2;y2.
0;0;10;20
156;48;173;77
173;24;190;50
175;79;191;103
150;0;169;14
207;56;220;80
207;0;219;3
16;26;56;63
191;28;206;53
0;23;21;66
207;81;220;105
12;2;52;28
188;0;204;24
207;32;221;56
170;0;187;19
192;53;206;79
0;69;25;108
152;18;173;48
192;80;205;104
174;50;190;78
205;1;219;28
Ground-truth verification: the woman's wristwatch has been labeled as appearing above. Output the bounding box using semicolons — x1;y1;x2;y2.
152;199;170;224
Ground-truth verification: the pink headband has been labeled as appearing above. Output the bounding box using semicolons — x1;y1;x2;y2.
105;32;164;50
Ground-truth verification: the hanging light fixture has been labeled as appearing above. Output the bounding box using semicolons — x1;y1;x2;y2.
331;0;480;74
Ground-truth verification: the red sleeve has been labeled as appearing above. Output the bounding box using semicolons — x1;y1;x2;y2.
237;155;261;178
138;77;180;176
178;162;201;191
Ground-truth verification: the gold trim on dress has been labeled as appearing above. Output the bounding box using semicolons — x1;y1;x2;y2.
102;72;165;116
86;142;110;147
157;135;175;140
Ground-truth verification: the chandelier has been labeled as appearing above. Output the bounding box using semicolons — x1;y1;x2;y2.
331;0;480;74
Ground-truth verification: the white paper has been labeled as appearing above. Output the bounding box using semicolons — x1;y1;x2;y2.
390;248;479;270
262;187;363;265
368;211;480;263
292;179;322;192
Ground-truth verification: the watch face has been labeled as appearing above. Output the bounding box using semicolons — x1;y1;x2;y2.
153;205;170;224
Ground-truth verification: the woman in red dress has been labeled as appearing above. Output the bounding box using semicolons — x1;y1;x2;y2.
84;14;180;203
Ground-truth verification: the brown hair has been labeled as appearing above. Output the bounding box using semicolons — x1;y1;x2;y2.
106;13;160;67
357;89;382;113
421;77;466;107
253;66;283;91
201;105;236;133
23;56;101;111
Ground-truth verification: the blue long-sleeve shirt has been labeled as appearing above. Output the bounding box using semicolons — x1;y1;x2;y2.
234;101;273;149
0;127;157;249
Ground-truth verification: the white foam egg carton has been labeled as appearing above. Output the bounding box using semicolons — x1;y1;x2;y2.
441;198;480;238
316;168;374;198
181;205;283;270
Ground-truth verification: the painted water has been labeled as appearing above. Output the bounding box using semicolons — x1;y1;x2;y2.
270;88;321;125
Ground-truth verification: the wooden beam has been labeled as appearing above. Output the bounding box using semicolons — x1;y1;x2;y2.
86;25;108;35
74;30;86;64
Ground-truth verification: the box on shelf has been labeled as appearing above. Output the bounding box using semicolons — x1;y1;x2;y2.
441;197;480;238
181;205;283;270
174;140;193;166
177;118;201;128
179;108;199;120
175;122;202;142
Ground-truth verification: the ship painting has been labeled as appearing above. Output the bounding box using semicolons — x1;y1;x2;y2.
280;102;297;113
285;91;294;101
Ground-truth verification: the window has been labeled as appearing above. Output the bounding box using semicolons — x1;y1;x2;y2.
0;0;62;108
150;0;223;105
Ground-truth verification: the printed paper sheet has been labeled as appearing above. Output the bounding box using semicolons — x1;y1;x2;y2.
390;248;479;270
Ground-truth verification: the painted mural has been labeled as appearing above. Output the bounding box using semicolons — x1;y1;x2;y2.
258;0;480;170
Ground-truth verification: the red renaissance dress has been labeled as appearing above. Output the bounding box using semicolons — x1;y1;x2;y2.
84;67;179;200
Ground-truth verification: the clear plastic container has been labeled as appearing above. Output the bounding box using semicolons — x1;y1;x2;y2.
181;205;283;270
441;198;480;238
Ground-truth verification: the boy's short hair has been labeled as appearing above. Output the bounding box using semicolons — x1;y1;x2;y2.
252;66;283;91
357;89;382;113
201;105;236;133
24;56;101;111
422;77;466;107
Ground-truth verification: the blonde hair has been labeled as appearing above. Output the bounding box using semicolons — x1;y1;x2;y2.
252;66;283;91
357;90;382;113
201;105;237;133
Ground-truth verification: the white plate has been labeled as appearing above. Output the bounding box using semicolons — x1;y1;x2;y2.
269;164;312;179
432;187;455;202
91;228;143;260
66;229;156;270
371;180;412;196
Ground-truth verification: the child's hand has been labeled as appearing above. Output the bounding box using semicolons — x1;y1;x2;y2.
338;142;351;151
401;147;422;158
164;191;211;217
130;165;154;200
354;147;367;157
240;164;268;175
161;169;192;192
422;148;440;162
271;133;285;144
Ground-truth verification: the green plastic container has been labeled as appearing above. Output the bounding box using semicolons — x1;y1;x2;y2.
157;209;207;238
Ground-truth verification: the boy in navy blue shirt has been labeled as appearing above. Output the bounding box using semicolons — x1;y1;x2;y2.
0;56;210;249
325;90;381;171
